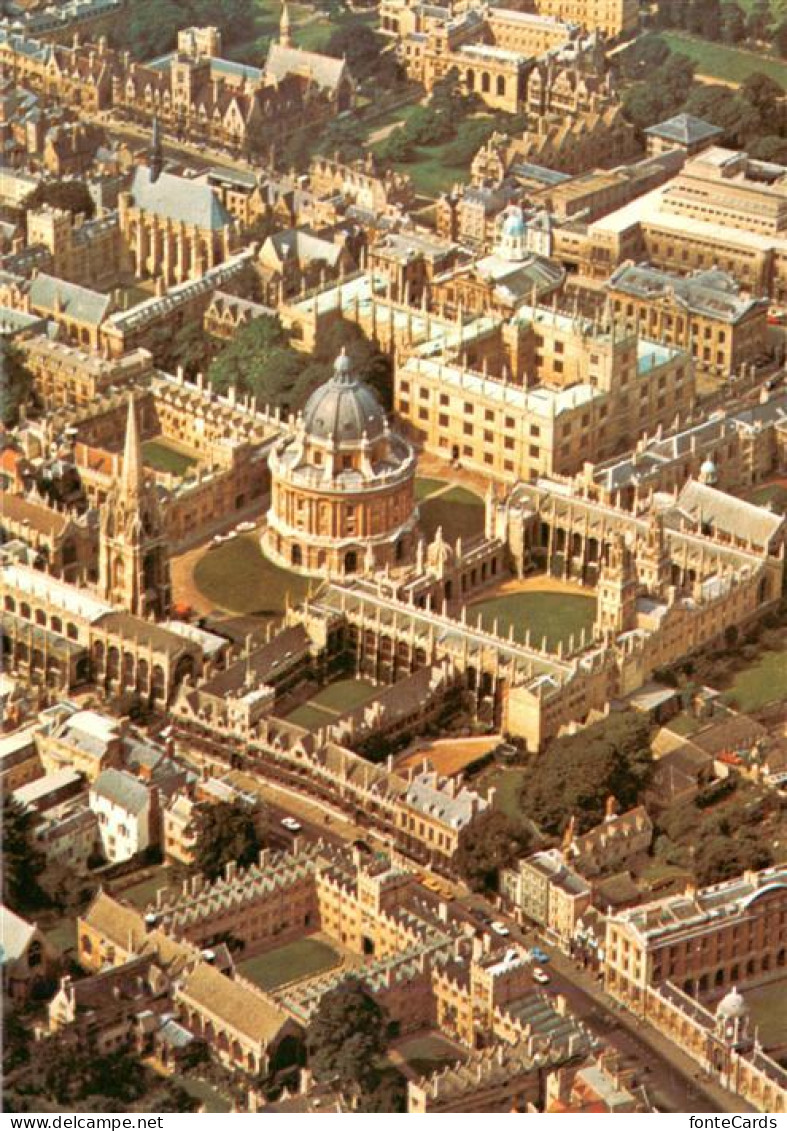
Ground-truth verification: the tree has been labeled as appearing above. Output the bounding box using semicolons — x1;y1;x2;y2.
741;71;783;117
746;0;771;41
776;18;787;56
456;809;532;891
307;979;389;1099
519;712;654;837
2;794;47;914
749;134;787;163
721;1;747;43
23;179;95;218
0;341;34;427
192;800;260;882
147;318;210;379
683;85;761;146
208;315;307;411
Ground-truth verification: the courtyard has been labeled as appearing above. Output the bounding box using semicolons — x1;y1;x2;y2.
193;534;310;618
142;437;199;477
236;936;342;991
390;1031;467;1078
282;677;380;730
416;479;485;544
190;478;486;618
469;583;597;651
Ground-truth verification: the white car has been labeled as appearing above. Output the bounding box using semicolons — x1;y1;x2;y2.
236;521;256;533
532;966;550;985
490;921;510;937
281;817;302;833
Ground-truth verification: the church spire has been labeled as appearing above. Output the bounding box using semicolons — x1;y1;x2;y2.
279;2;292;46
149;116;163;184
122;394;144;498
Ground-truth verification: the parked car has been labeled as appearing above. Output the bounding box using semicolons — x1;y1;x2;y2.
490;921;510;937
281;817;302;833
532;967;550;985
530;946;550;964
236;521;256;533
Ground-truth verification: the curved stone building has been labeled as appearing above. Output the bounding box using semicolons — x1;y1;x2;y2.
263;350;419;577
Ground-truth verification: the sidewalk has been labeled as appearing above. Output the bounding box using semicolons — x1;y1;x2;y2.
548;949;753;1114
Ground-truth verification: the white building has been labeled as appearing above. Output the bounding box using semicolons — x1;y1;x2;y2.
89;768;159;863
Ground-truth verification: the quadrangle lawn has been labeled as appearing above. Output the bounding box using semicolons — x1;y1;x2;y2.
284;677;379;730
142;438;198;477
193;534;310;617
658;32;787;88
470;590;597;651
418;485;485;544
237;937;340;990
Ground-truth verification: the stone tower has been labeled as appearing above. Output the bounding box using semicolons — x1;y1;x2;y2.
638;510;671;598
279;2;292;47
99;396;171;618
596;533;637;637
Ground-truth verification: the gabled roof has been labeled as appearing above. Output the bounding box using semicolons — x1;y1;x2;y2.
90;767;150;815
29;273;111;326
130;166;232;230
265;42;347;93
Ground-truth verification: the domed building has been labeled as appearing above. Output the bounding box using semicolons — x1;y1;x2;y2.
263;350;419;577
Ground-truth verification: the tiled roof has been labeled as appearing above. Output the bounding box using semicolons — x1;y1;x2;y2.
178;961;291;1044
1;904;36;962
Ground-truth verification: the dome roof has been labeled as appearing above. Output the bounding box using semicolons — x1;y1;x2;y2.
302;350;387;444
502;208;526;238
716;986;748;1020
699;456;718;481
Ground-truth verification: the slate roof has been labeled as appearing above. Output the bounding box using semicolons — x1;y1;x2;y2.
29;273;111;325
644;113;723;146
608;263;762;324
90;768;150;815
675;480;785;549
130;166;232;230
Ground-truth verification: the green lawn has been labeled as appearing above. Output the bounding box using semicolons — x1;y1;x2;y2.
142;438;198;477
415;476;450;501
118;867;178;909
722;648;787;711
738;979;787;1051
284;677;379;730
471;590;597;651
194;534;310;617
386;143;469;198
419;485;484;543
237;937;340;990
659;32;787;88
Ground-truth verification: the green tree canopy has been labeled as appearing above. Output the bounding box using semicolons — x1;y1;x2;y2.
23;179;95;218
192;800;260;882
2;794;47;914
0;341;34;427
456;808;532;891
307;979;390;1099
519;711;654;837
